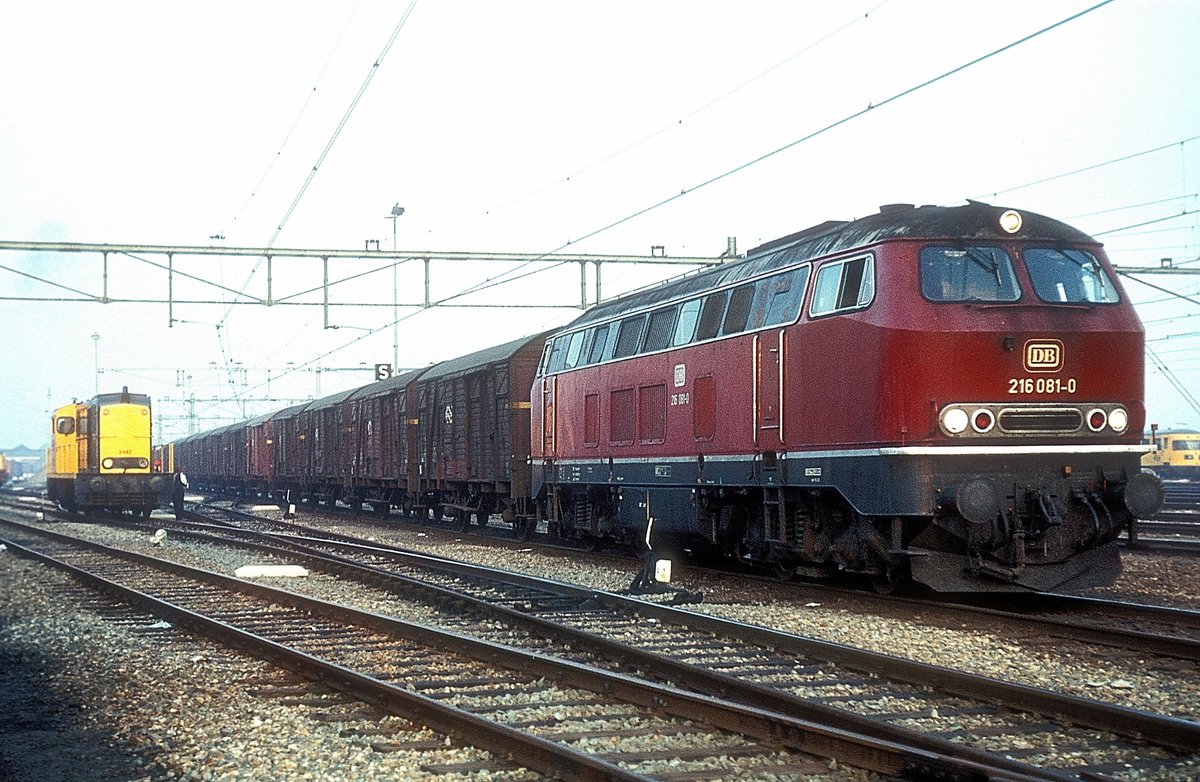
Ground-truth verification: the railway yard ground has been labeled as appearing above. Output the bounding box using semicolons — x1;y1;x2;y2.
1;490;1199;781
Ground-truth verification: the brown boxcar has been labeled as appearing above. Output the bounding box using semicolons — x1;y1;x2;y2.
342;366;432;515
415;332;551;528
270;402;311;503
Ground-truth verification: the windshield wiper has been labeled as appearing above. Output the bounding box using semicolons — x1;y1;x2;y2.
1050;247;1108;296
961;246;1003;288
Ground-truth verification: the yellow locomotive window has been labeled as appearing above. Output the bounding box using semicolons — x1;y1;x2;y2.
56;417;76;435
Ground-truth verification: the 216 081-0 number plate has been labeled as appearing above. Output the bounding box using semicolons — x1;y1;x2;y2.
1009;377;1077;394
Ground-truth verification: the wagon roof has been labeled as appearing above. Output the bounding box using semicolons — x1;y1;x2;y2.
563;201;1096;331
304;385;362;412
419;330;556;381
173;420;239;445
351;365;434;400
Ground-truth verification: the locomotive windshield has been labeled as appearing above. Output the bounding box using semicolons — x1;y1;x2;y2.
1024;247;1120;304
920;245;1120;305
920;246;1020;302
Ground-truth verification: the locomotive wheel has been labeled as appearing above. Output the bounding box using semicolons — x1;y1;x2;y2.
870;564;900;595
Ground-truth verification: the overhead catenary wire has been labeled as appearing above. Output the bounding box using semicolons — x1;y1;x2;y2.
218;1;366;239
1147;345;1200;419
441;0;894;233
211;0;421;410
184;0;1124;431
415;0;1122;309
974;134;1200;201
217;0;420;330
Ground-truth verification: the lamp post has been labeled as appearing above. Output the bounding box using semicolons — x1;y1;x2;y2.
91;332;100;395
386;204;405;375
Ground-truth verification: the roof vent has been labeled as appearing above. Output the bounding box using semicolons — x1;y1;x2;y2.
878;203;915;214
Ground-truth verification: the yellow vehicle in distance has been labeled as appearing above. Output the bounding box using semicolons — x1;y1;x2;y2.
1142;430;1200;481
47;387;182;516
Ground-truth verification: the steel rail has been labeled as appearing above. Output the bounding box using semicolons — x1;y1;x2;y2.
150;511;1200;752
154;522;1127;781
0;522;1058;782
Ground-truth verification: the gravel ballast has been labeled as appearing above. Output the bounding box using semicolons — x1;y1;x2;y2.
3;510;1198;780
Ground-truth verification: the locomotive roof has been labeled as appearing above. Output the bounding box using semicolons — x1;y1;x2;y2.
90;388;151;406
419;330;556;381
563;201;1097;332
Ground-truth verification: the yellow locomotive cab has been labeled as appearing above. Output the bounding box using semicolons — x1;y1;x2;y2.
48;402;84;479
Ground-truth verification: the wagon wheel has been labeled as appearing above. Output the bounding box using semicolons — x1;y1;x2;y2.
773;561;797;582
457;508;472;533
513;516;536;541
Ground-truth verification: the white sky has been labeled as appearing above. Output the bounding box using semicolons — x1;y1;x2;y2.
1;0;1198;448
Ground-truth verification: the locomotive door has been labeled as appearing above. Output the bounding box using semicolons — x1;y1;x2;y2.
540;376;556;457
754;330;785;448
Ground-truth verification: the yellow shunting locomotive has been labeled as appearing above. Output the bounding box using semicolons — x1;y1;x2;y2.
47;387;182;516
1142;431;1200;480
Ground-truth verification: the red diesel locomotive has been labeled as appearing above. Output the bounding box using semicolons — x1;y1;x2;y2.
532;201;1163;592
174;201;1162;593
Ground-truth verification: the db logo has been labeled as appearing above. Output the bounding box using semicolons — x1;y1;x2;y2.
1024;340;1063;372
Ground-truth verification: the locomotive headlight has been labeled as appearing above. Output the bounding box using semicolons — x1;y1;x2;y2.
999;209;1023;234
138;458;149;468
1108;407;1129;433
102;457;115;469
942;408;969;434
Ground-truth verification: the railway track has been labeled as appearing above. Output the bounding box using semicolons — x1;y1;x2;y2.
1;517;1067;782
195;501;1200;663
11;503;1200;780
771;581;1200;663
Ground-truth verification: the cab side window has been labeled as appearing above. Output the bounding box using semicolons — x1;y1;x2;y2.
810;255;874;316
